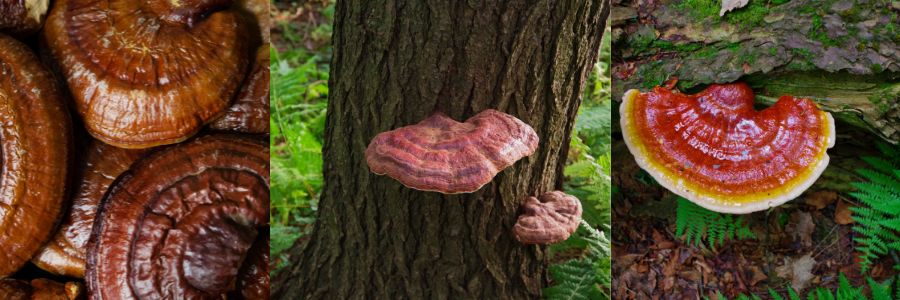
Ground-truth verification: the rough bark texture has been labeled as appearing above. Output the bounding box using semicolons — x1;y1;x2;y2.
272;0;609;299
611;0;900;143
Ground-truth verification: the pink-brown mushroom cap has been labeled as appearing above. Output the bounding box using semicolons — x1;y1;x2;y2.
512;191;583;245
365;109;539;194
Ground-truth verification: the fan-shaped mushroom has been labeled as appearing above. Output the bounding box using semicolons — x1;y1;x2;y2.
620;82;835;214
31;138;147;278
209;45;270;134
0;0;49;39
366;109;539;194
227;228;269;300
0;33;73;277
85;133;269;299
512;191;583;245
41;0;248;148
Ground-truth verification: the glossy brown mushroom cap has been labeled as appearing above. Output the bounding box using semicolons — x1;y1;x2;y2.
0;33;73;277
0;279;31;299
85;134;269;299
42;0;248;148
512;191;583;245
620;82;835;214
31;139;147;278
366;109;539;194
0;0;49;39
209;45;270;134
227;229;269;300
232;0;270;49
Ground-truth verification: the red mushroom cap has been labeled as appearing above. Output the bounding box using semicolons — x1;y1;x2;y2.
620;82;835;214
512;191;583;245
365;109;539;194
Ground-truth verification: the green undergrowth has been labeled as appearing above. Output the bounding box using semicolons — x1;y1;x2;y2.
707;273;898;300
675;196;757;248
849;141;900;273
270;0;335;272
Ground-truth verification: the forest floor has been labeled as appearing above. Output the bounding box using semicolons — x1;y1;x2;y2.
609;127;900;299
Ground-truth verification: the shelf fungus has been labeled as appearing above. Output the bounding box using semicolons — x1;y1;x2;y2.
42;0;249;148
0;33;73;278
85;134;269;299
512;191;583;245
31;138;147;278
209;45;270;135
0;0;49;39
620;82;835;214
365;109;539;194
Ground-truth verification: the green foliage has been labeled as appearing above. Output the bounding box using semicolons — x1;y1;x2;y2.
849;141;900;273
675;197;756;247
715;273;897;300
542;221;611;300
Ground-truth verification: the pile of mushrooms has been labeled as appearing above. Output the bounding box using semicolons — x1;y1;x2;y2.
0;0;271;298
620;82;835;214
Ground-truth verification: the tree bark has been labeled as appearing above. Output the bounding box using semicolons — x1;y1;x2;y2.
271;0;608;299
611;0;900;143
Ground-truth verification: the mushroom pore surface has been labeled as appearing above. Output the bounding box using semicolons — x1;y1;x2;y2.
85;133;269;299
512;191;583;245
0;33;73;278
42;0;248;148
365;109;539;194
620;82;835;214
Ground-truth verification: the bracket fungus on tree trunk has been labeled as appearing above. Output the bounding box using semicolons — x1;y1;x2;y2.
0;33;73;278
31;138;147;278
365;109;539;194
620;82;835;214
512;191;583;245
85;133;269;299
41;0;248;149
0;0;49;39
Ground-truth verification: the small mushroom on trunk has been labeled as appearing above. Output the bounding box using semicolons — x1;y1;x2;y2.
85;133;269;299
366;109;539;194
512;191;583;245
41;0;249;148
0;33;73;278
620;82;835;214
0;0;49;39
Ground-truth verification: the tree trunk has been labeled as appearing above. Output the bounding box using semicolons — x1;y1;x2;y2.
272;0;609;299
610;0;900;143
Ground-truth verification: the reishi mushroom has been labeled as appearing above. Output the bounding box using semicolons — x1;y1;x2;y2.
365;109;539;194
41;0;249;148
0;0;49;39
512;191;583;244
0;278;86;300
85;133;269;299
0;33;73;278
31;138;147;278
209;45;270;134
620;82;835;214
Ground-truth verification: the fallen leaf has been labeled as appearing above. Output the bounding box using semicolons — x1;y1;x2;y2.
790;212;816;247
650;228;676;249
835;199;856;225
742;265;768;286
775;254;817;293
720;0;749;16
805;190;838;210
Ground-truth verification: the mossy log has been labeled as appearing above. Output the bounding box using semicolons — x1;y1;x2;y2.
611;0;900;143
